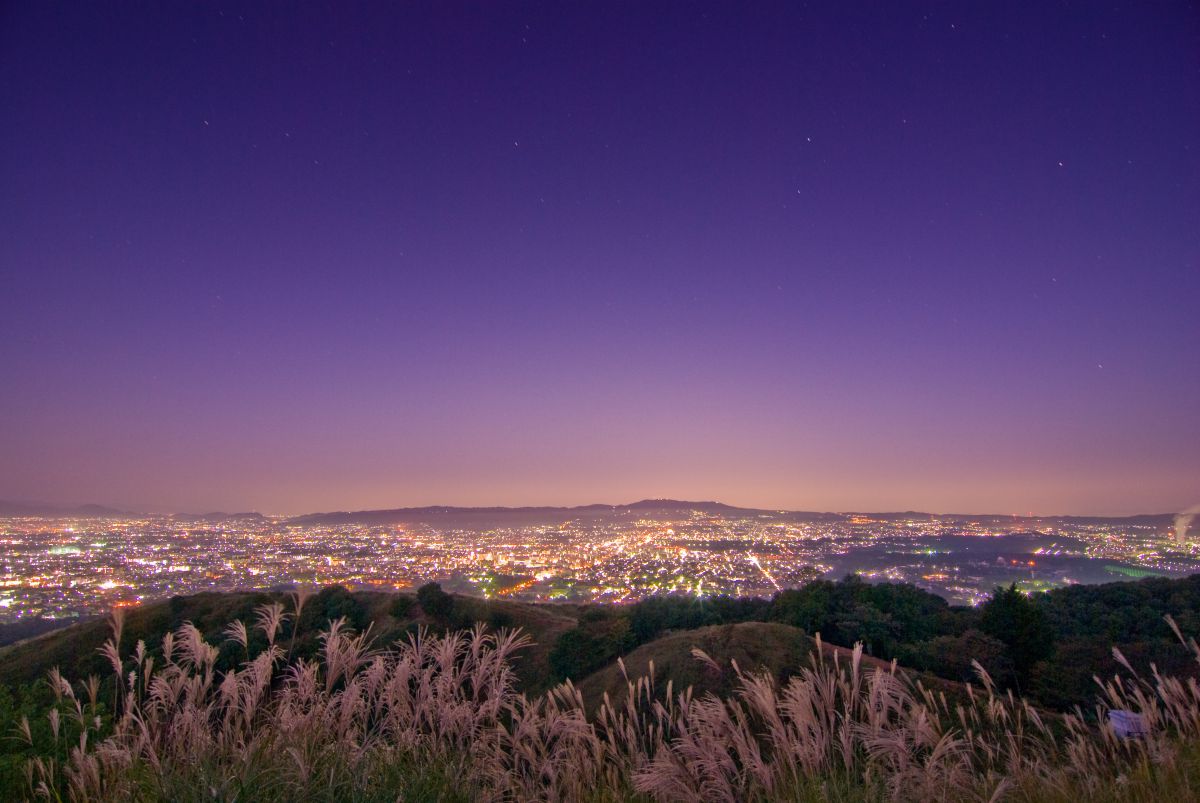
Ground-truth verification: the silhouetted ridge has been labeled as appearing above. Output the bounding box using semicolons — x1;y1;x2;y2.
0;500;129;517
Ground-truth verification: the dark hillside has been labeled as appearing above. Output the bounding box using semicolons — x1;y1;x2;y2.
0;587;582;693
4;574;1200;712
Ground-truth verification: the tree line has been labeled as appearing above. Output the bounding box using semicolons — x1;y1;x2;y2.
549;573;1200;709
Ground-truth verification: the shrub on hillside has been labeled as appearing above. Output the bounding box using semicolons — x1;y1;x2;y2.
417;582;455;619
900;628;1014;686
390;594;415;619
550;616;634;680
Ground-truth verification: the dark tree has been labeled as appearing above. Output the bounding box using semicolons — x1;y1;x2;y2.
549;616;634;680
416;582;455;619
301;585;369;632
390;594;415;619
901;629;1014;686
980;584;1054;688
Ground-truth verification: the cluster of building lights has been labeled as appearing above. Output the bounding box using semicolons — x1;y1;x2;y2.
0;511;1195;622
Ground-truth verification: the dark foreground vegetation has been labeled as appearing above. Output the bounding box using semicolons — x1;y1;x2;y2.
2;574;1200;800
550;574;1200;710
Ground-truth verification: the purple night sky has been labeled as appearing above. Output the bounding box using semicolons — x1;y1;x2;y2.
2;3;1198;515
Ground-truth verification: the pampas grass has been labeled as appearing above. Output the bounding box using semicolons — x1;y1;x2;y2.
19;601;1200;802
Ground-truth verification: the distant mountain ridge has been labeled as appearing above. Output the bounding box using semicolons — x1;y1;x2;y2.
284;498;803;526
0;500;265;523
0;500;129;518
0;498;1182;530
282;500;1177;529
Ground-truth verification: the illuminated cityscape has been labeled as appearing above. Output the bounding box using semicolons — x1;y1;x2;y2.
2;505;1197;624
2;2;1198;798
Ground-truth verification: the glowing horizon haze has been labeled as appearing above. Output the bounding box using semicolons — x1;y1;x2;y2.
2;3;1198;517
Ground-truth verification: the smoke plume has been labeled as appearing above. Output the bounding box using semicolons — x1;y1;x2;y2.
1175;504;1200;543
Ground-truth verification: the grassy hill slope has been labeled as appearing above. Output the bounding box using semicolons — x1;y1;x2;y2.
573;621;972;712
575;621;812;708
